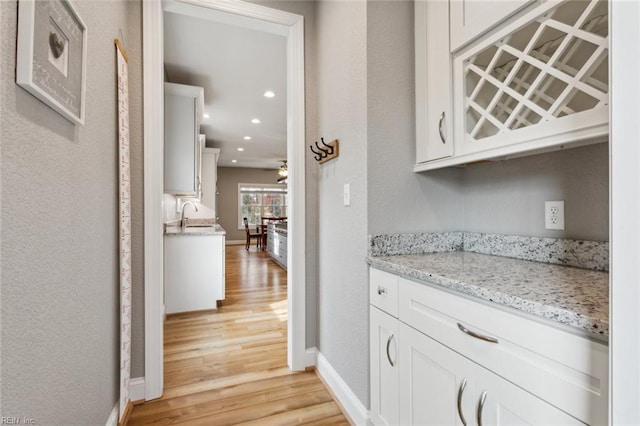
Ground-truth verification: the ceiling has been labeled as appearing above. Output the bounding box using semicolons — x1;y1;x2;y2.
163;5;287;169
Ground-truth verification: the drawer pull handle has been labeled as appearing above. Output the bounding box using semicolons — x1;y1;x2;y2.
457;378;467;426
477;390;487;426
386;334;395;367
377;286;387;296
457;323;499;344
438;111;446;144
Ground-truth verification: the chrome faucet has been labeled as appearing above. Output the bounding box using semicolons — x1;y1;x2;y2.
181;201;198;230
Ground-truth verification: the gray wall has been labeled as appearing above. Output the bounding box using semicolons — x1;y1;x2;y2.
216;166;284;242
0;0;143;422
316;0;370;406
460;143;609;241
367;0;464;235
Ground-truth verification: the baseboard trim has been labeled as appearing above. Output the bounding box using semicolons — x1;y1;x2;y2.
118;401;133;426
129;377;146;403
106;404;118;426
305;347;318;367
315;351;370;426
225;240;245;245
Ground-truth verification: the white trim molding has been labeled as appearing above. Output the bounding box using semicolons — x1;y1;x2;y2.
142;0;165;401
143;0;308;401
129;377;146;403
105;404;118;426
316;352;370;426
610;0;640;423
306;347;318;368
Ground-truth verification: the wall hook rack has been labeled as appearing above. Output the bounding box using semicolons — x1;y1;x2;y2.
310;138;339;164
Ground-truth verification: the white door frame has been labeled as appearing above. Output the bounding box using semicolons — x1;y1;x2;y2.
142;0;306;400
610;0;640;423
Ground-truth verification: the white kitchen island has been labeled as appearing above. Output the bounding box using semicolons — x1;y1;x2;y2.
164;224;225;314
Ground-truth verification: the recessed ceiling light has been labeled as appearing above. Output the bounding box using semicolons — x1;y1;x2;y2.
243;136;252;140
231;160;237;163
264;90;275;98
251;118;261;124
203;113;210;119
237;147;244;152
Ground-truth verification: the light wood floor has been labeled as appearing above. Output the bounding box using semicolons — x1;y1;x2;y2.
129;245;351;425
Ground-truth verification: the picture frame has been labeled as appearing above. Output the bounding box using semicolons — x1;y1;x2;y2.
16;0;87;125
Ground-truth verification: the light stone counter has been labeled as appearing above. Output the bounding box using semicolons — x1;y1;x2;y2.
164;224;226;236
367;251;608;340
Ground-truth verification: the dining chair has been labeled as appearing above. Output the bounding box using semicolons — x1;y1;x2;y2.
243;217;262;250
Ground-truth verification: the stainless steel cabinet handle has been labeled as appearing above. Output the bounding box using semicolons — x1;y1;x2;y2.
457;378;467;426
477;390;487;426
386;334;395;367
377;286;387;296
438;111;446;144
457;323;499;344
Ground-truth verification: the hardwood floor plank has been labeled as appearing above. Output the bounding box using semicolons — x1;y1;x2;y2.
129;245;351;425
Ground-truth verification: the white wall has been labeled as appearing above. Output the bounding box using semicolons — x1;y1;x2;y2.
0;0;143;422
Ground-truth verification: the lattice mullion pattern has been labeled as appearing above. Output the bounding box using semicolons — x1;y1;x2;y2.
468;62;549;125
548;40;609;115
490;19;550;130
541;0;608;116
463;0;608;142
500;44;606;105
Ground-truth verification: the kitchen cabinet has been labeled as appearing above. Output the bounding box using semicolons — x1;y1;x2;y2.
415;0;609;172
415;0;453;163
369;267;609;425
266;222;287;269
449;0;537;52
164;82;204;196
399;323;581;426
201;147;220;216
369;268;400;426
164;231;225;314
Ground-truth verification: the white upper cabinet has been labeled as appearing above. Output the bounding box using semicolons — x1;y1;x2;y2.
415;0;609;172
164;82;204;195
449;0;538;52
415;0;454;163
201;147;220;216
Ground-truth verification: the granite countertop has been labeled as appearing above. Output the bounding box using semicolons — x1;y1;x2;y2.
164;224;226;236
367;251;609;340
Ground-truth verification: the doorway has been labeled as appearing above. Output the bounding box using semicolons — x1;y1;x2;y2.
142;0;306;400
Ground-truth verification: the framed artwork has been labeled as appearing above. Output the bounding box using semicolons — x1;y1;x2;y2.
16;0;87;125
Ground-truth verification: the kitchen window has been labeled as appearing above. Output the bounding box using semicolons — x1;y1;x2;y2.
238;183;288;229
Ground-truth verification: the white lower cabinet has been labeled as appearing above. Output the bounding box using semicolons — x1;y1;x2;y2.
370;306;400;426
399;323;580;425
369;267;608;426
399;323;473;426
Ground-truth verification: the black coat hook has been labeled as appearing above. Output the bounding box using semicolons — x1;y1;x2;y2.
315;141;330;156
320;137;334;155
309;144;323;161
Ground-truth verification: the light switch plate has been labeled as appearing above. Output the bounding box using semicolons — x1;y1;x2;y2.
343;184;351;206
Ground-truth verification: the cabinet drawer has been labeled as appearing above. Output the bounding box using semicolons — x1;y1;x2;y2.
369;268;399;318
399;277;608;425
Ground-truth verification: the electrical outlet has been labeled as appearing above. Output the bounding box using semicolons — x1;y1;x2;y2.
545;201;565;230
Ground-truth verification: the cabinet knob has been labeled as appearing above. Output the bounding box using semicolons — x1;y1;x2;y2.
377;286;387;296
